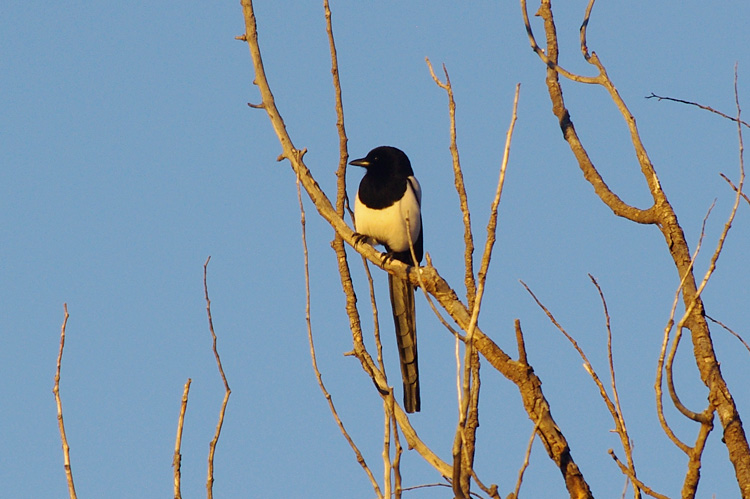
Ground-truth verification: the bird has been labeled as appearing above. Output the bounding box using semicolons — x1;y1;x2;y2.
349;146;422;413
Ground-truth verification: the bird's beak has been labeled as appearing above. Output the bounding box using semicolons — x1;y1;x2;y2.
348;157;369;167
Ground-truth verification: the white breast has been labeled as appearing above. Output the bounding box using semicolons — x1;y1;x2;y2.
354;176;421;253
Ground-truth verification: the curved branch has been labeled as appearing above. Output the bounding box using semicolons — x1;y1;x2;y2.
527;0;659;224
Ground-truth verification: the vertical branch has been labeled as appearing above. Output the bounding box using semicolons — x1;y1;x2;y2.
682;413;715;498
512;416;542;499
461;349;480;495
382;401;392;499
53;303;77;499
296;176;383;498
203;257;232;499
425;58;477;308
588;275;640;499
452;83;520;498
324;0;349;214
363;260;386;373
173;378;191;499
390;401;404;499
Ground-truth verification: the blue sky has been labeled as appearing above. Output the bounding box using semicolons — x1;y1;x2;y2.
3;1;749;497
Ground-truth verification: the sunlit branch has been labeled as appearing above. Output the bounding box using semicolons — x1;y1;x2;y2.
54;304;77;499
241;2;594;494
608;450;670;499
425;58;476;308
588;274;640;499
296;175;383;498
173;378;191;499
512;415;542;498
203;257;232;499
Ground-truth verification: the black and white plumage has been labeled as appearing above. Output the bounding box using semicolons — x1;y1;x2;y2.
349;146;422;413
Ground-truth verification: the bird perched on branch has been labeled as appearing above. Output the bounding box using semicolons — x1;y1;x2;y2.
349;146;422;413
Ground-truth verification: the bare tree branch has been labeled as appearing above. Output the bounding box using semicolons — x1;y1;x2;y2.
53;304;77;499
295;175;383;498
521;1;750;492
588;275;640;499
520;0;660;224
609;450;670;499
426;58;477;308
203;257;231;499
522;279;649;497
512;415;542;499
241;1;594;495
173;378;191;499
706;315;750;355
720;173;750;207
646;93;750;129
452;82;519;498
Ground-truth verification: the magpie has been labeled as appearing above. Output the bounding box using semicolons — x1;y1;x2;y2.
349;146;423;413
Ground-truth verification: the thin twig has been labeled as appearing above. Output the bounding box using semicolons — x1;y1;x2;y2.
514;319;528;365
706;315;750;355
408;248;463;340
646;93;750;129
54;304;77;499
203;257;231;499
719;173;750;206
452;82;520;497
362;257;386;373
425;58;476;308
579;0;597;60
173;378;191;499
685;66;746;317
513;416;542;498
522;279;655;497
296;175;383;498
588;275;640;499
324;0;349;216
608;450;670;499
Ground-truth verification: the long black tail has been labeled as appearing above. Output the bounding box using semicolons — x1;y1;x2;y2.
388;273;420;413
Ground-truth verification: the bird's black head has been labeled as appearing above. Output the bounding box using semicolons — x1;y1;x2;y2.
349;146;413;178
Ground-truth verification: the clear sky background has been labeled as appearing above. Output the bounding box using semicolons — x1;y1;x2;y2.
3;1;749;497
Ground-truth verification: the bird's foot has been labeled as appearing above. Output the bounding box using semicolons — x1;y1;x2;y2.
353;232;370;248
380;251;395;266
